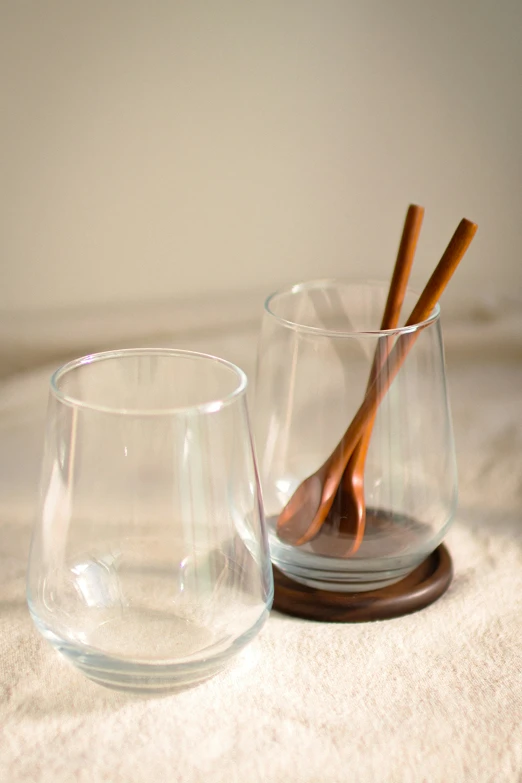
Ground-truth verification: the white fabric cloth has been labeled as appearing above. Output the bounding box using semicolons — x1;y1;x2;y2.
1;314;521;782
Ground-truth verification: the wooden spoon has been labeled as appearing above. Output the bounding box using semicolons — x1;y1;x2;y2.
317;204;424;557
277;218;478;547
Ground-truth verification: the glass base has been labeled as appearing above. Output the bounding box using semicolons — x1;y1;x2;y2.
29;609;270;694
275;560;421;593
272;544;453;621
268;508;446;593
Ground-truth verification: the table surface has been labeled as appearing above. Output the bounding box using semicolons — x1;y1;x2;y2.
1;343;521;783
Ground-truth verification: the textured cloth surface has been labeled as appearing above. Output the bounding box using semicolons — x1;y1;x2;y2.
1;336;521;782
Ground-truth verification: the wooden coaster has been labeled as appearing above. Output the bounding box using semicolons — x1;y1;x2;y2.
272;544;453;622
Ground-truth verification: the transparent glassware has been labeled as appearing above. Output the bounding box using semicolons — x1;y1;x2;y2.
27;349;273;693
254;280;458;592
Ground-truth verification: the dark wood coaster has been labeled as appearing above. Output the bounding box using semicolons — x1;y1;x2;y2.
272;543;453;622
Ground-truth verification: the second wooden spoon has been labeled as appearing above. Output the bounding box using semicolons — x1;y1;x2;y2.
316;204;424;556
277;218;478;547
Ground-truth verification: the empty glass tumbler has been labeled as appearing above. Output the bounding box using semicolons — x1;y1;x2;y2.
27;349;273;692
254;280;458;592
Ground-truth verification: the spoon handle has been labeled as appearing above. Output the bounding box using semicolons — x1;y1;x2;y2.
380;204;425;330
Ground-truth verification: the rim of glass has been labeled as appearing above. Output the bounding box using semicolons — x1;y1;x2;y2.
50;348;248;416
264;278;440;337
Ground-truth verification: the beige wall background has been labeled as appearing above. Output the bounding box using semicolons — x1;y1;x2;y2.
1;0;521;318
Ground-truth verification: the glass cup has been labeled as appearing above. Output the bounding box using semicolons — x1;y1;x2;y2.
254;280;458;592
27;349;273;693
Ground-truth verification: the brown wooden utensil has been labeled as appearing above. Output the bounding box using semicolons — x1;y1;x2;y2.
276;217;478;547
322;204;424;556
